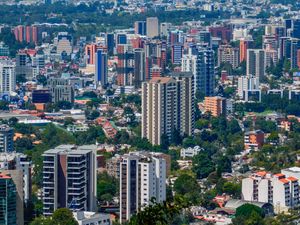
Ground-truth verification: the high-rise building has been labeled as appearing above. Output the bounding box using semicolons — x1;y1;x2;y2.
0;152;31;206
146;17;159;38
171;44;183;65
144;40;166;80
142;73;194;145
0;173;17;225
119;152;166;223
116;44;134;86
0;60;16;95
95;49;108;87
198;31;211;47
134;21;147;35
85;44;97;65
133;48;145;87
238;75;261;102
217;45;239;69
0;125;14;153
247;49;265;80
42;145;97;216
293;19;300;39
196;48;215;96
106;33;115;55
15;52;33;81
239;38;253;62
182;47;215;96
290;38;300;69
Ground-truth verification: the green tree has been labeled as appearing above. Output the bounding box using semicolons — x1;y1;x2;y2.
192;152;215;179
52;208;79;225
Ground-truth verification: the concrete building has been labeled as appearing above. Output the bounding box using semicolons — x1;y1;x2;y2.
180;146;202;159
0;125;14;153
142;74;194;145
217;45;239;69
204;96;227;117
244;130;264;151
0;152;31;205
119;152;166;223
242;171;300;213
55;32;72;56
73;211;111;225
0;59;16;95
146;17;159;38
238;75;261;102
48;78;74;103
42;145;97;216
247;49;265;80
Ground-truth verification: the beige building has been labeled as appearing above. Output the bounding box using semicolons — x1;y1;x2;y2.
146;17;159;38
141;73;194;145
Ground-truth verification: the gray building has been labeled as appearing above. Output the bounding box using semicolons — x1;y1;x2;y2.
0;125;14;152
42;145;97;216
47;78;74;103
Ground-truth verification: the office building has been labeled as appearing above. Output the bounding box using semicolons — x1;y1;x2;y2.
146;17;159;38
142;73;194;145
244;130;264;151
0;173;17;225
293;19;300;39
0;125;14;153
238;75;261;102
32;89;52;104
204;96;227;117
290;38;300;69
47;78;74;103
15;52;33;81
182;47;215;96
106;33;115;55
95;49;108;87
199;31;211;47
247;49;265;80
217;45;239;69
133;48;145;87
171;44;183;64
42;145;97;216
134;21;147;35
117;34;127;45
196;48;215;96
120;152;166;223
0;59;16;94
209;26;232;43
242;171;299;213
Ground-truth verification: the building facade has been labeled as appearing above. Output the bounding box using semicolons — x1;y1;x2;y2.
119;152;166;223
42;145;97;216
